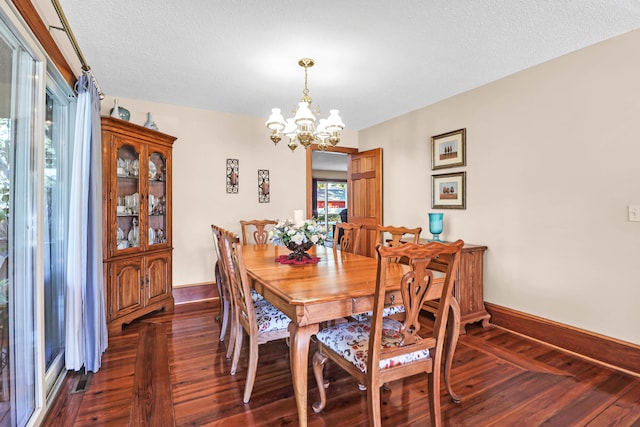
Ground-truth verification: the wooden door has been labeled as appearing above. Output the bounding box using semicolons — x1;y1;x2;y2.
109;257;144;320
145;251;172;305
347;148;383;258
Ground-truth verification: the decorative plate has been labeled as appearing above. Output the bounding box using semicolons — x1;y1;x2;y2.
148;161;157;179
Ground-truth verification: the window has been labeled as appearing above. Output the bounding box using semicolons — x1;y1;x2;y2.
314;180;347;241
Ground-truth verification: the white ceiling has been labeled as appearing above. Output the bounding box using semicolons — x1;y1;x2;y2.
312;151;347;172
50;0;640;131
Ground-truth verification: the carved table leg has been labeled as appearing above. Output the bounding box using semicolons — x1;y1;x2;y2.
289;322;319;427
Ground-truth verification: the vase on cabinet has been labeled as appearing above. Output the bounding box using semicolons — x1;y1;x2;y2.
109;99;130;121
428;213;443;242
144;112;158;130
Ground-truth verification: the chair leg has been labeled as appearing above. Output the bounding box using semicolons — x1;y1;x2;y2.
227;307;236;359
226;303;237;360
230;325;243;375
428;370;442;427
366;379;382;427
311;350;329;413
220;298;230;342
243;338;259;403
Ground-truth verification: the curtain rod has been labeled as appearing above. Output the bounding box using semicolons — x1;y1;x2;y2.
50;0;105;99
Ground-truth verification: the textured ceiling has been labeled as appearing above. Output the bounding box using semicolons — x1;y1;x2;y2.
50;0;640;130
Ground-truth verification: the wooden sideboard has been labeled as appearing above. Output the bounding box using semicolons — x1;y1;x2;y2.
421;242;489;334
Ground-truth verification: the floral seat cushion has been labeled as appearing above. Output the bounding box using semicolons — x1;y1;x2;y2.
254;299;291;333
350;304;405;322
250;288;264;303
315;317;430;373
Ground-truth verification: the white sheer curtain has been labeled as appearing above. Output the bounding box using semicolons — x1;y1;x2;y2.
65;73;107;372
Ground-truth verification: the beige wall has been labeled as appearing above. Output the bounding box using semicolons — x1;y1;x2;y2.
100;98;358;287
359;30;640;345
99;32;640;345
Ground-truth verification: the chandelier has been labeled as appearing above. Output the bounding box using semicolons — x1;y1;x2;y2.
265;58;345;152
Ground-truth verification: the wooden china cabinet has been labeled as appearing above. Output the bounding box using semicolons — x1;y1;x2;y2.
101;116;176;335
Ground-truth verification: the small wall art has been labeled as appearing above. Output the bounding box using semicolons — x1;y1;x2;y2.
431;171;466;209
226;159;239;193
258;169;270;203
431;128;466;170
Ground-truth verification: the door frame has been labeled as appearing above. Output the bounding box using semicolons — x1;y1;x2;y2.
305;144;358;220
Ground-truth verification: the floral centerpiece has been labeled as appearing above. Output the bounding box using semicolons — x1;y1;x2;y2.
269;218;327;261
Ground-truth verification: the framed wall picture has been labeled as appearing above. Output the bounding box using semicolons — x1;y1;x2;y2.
432;171;466;209
258;169;270;203
431;128;466;170
226;159;239;193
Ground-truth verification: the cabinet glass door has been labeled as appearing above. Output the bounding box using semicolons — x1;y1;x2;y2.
147;150;167;248
115;142;141;252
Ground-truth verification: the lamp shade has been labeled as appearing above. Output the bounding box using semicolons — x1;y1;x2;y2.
294;101;315;126
266;108;286;131
325;109;345;132
316;119;330;139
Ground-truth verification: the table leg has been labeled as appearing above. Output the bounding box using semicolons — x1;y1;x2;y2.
445;298;461;403
288;322;319;427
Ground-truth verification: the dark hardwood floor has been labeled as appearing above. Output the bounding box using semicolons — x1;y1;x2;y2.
44;301;640;426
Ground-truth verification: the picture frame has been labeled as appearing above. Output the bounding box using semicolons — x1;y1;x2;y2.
431;128;466;170
258;169;270;203
432;171;466;209
226;159;239;194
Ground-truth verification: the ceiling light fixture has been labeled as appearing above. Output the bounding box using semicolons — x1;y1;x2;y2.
265;58;345;152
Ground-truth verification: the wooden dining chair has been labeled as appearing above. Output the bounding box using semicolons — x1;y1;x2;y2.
239;219;276;303
375;225;422;263
240;219;277;245
357;225;423;319
333;222;362;254
211;225;238;359
219;227;291;403
311;240;464;427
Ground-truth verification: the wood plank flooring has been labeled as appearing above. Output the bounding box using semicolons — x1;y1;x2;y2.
44;301;640;426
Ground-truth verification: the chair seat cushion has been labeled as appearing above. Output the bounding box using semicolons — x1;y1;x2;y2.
315;317;430;373
254;299;291;333
250;288;264;302
350;305;405;322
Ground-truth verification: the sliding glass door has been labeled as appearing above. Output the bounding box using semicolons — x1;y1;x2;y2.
0;4;75;425
43;80;71;398
0;16;40;426
314;180;347;242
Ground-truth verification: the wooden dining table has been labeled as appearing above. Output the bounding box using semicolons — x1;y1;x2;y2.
241;243;461;427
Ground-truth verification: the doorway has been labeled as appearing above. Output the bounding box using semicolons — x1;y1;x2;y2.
306;145;383;257
306;146;357;239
